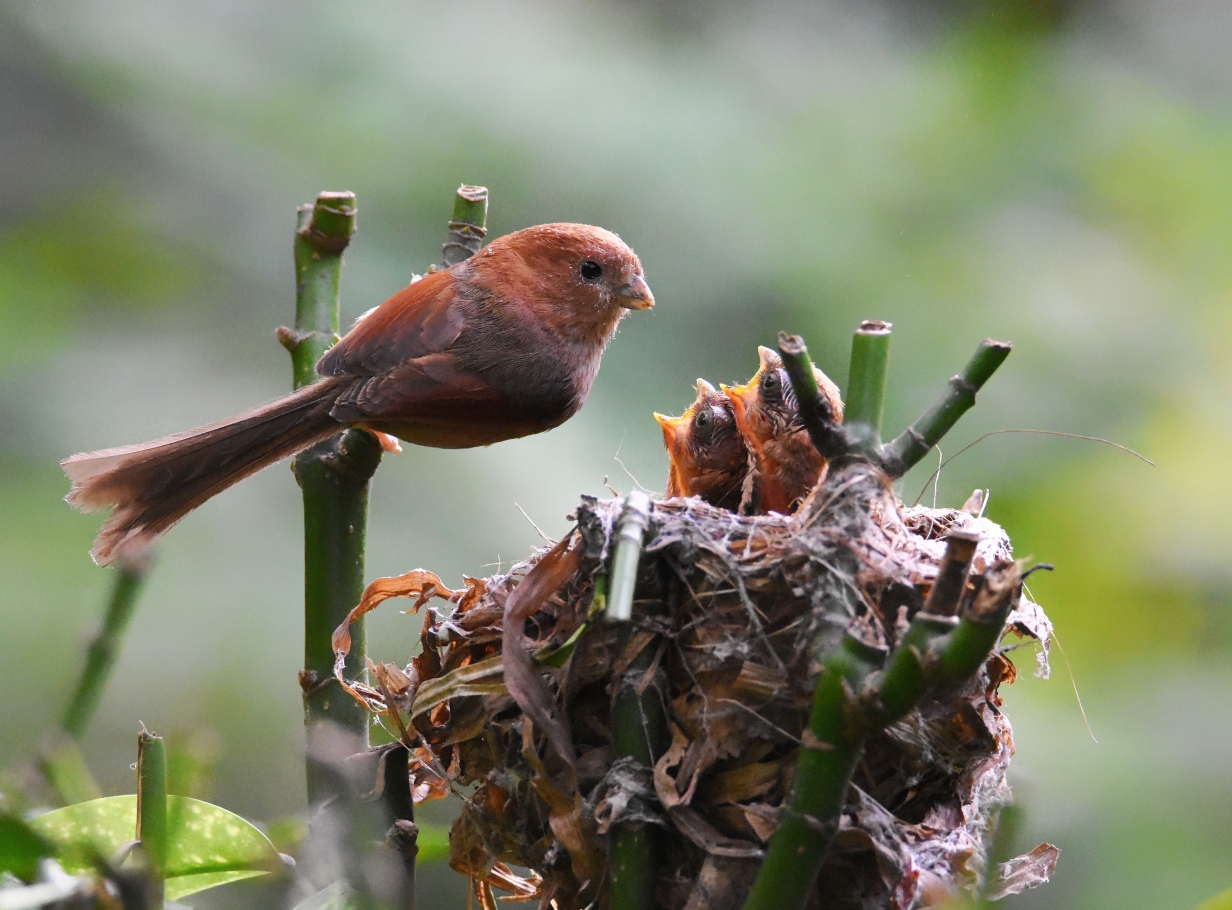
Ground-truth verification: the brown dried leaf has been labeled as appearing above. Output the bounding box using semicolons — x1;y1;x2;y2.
332;569;459;657
740;803;781;843
521;719;603;902
653;726;693;809
696;761;779;806
409;655;506;721
485;863;542;900
502;536;582;767
681;854;760;910
986;843;1060;900
668;805;764;859
456;576;488;613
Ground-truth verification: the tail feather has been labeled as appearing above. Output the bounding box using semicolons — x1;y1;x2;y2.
63;378;347;565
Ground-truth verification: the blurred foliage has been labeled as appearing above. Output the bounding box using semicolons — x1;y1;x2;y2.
1;1;1230;907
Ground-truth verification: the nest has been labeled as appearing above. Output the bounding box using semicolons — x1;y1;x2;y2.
333;463;1058;910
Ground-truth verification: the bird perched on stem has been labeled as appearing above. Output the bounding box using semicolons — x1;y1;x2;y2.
64;223;654;565
655;379;748;512
723;346;843;515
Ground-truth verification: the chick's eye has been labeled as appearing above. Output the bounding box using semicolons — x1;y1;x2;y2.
762;371;780;393
580;260;603;281
695;409;712;429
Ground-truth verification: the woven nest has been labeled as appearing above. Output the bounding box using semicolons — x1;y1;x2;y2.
333;462;1057;910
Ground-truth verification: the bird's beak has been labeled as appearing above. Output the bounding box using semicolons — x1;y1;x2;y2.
721;381;754;414
719;386;744;426
654;412;684;445
618;274;655;310
721;382;764;456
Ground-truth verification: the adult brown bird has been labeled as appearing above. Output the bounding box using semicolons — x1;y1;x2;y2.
654;379;748;512
723;346;843;515
64;223;654;565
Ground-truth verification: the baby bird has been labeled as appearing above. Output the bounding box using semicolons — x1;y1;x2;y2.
723;346;844;515
655;379;748;512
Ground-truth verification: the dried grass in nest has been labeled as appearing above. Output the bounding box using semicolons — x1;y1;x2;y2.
332;463;1058;910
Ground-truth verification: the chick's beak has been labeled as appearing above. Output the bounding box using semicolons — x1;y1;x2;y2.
654;412;683;444
618;273;655;310
721;382;754;414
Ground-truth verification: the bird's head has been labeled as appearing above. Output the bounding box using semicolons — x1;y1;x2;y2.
470;223;653;348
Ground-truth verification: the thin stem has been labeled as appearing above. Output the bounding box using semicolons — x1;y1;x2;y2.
61;557;150;739
776;332;848;460
286;192;380;803
137;728;167;910
879;339;1012;479
843;321;892;454
605;492;652;623
39;737;102;805
378;744;417;910
441;185;489;267
741;633;885;910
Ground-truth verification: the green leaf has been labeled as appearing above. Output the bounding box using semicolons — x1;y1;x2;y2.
28;795;283;900
1196;886;1232;910
415;822;451;865
0;814;55;881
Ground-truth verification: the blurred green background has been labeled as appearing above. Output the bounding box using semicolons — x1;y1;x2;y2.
2;0;1230;906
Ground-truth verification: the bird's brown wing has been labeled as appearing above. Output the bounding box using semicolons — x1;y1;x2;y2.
330;353;540;448
317;268;467;378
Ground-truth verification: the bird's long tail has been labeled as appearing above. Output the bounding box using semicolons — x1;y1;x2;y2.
63;378;348;565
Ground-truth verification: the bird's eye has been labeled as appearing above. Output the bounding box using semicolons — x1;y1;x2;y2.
693;406;716;441
762;370;780;393
580;260;603;281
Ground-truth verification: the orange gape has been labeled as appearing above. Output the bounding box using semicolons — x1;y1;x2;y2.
724;346;844;516
655;379;748;512
63;223;654;565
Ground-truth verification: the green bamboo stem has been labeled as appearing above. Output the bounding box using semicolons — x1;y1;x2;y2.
283;192;382;803
60;557;150;739
879;339;1013;479
737;328;1018;910
879;532;980;720
743;539;1020;910
880;557;1019;726
775;332;848;460
609;824;657;910
935;559;1020;688
605;490;668;910
741;633;885;910
609;632;669;910
605;491;652;624
137;729;168;910
441;185;489;267
878;613;958;721
843;321;892;454
286;193;357;388
979;804;1023;904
